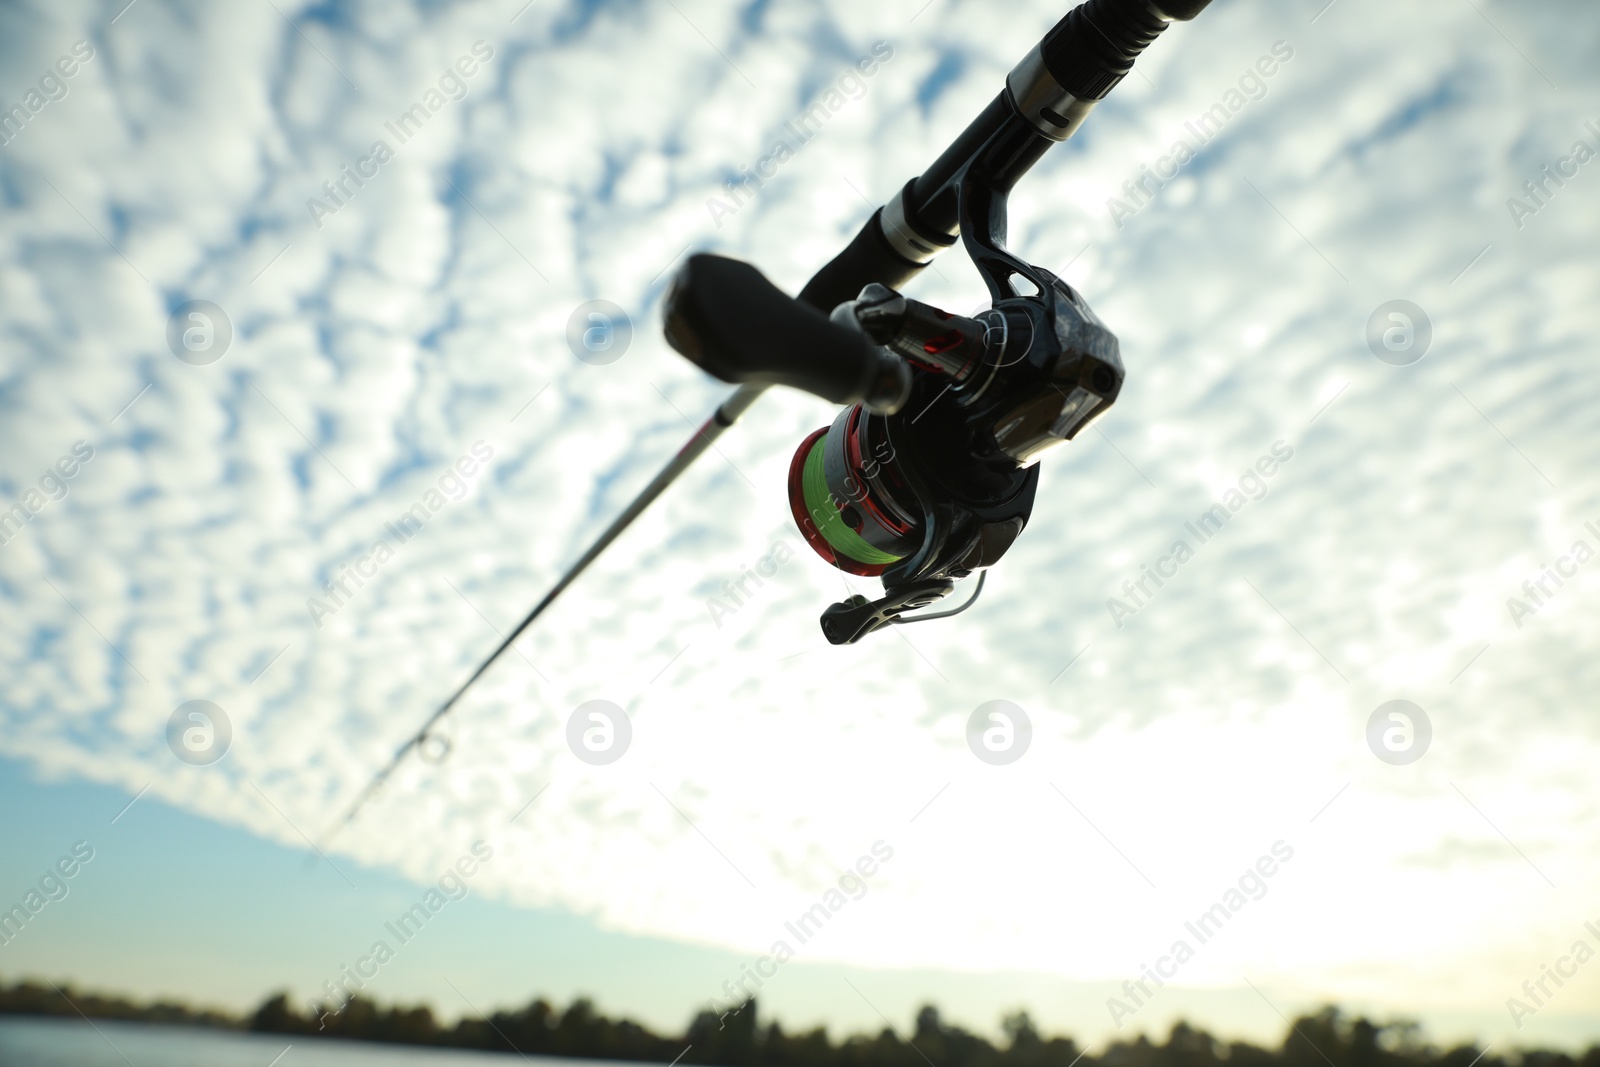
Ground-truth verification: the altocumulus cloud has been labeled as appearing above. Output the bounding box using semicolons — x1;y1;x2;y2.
0;0;1598;1046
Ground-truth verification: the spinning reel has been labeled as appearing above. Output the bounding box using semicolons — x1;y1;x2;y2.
665;0;1210;643
664;232;1122;644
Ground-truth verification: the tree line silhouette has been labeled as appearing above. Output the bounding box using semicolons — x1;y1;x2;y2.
2;976;1596;1067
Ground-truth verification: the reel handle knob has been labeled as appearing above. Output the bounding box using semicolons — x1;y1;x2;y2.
819;580;956;645
664;254;911;413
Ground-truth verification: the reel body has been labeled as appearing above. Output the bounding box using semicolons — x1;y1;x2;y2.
785;271;1123;643
666;244;1123;644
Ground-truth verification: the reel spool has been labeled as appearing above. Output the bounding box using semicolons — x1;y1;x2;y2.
787;408;921;578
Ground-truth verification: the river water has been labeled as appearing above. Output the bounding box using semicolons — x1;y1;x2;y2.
0;1017;564;1066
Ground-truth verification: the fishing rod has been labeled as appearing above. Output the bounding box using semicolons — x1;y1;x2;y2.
328;0;1214;837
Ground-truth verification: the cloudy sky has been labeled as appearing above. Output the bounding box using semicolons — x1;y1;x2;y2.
1;0;1598;1053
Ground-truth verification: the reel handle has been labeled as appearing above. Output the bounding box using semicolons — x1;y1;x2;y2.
664;254;911;413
